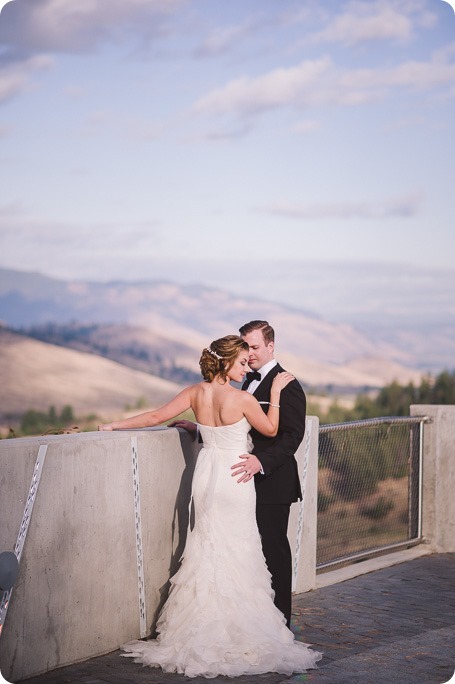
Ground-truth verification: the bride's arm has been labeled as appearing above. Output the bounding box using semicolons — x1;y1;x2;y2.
240;372;294;437
98;386;195;431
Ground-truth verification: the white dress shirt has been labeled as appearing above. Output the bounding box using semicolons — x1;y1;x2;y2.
245;359;278;395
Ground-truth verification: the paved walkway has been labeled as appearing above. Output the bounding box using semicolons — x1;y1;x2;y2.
19;553;455;684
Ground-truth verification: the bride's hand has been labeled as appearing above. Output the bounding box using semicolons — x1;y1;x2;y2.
271;371;295;393
98;423;114;431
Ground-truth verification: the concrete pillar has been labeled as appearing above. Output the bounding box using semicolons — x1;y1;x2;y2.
289;415;319;594
411;404;455;553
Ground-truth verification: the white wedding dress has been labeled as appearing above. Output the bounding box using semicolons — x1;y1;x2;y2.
121;417;322;678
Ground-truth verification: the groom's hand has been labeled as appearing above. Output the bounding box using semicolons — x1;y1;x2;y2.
231;454;262;483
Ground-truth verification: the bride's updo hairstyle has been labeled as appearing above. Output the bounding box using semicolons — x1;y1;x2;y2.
199;335;249;382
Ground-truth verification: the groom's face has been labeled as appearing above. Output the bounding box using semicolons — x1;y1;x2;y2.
241;329;274;371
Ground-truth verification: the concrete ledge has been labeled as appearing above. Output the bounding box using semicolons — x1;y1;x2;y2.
315;544;434;589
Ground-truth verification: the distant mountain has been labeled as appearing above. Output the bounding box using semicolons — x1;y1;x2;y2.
0;268;432;391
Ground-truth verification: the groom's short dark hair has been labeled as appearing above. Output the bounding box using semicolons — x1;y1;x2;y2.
239;320;274;345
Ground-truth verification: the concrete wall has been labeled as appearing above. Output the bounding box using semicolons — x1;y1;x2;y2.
0;420;319;682
411;404;455;553
0;428;198;682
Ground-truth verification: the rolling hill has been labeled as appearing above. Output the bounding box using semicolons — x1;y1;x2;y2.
0;328;183;422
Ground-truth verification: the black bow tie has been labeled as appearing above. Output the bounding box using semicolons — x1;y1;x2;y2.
243;370;261;390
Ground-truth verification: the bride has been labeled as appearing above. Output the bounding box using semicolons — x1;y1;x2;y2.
99;335;321;678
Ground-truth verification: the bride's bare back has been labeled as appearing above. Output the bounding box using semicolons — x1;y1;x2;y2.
191;381;246;427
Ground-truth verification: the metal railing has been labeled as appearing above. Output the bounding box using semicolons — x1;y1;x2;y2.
316;416;428;570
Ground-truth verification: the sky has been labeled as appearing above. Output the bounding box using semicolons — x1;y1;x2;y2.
0;0;454;327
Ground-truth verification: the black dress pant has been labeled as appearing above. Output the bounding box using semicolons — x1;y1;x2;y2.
256;502;292;628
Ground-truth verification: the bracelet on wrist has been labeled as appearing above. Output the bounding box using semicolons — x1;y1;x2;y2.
269;402;280;408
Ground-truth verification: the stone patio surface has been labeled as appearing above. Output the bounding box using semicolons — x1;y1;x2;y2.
13;553;455;684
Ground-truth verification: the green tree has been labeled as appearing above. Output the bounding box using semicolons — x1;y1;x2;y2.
19;405;76;436
319;370;455;425
59;405;74;424
431;371;455;404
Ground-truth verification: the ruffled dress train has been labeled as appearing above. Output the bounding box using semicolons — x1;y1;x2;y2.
121;417;322;678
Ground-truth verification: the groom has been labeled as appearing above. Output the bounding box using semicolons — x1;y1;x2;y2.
231;320;306;628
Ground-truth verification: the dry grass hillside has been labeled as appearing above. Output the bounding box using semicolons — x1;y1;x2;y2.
23;323;201;384
0;329;183;423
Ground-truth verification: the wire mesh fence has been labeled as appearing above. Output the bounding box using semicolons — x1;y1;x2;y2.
317;416;426;570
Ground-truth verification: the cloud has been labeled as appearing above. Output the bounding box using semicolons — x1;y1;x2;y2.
0;54;52;104
0;0;183;60
307;0;416;46
192;57;333;118
0;204;161;248
192;51;455;122
193;10;278;59
294;0;439;47
194;22;253;58
0;212;163;288
291;120;320;134
0;0;183;104
1;205;210;284
258;192;423;221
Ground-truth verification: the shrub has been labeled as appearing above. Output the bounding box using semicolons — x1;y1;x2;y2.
20;405;76;436
317;491;335;513
360;496;394;520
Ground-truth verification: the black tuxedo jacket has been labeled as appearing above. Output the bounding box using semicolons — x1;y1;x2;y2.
243;363;305;505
